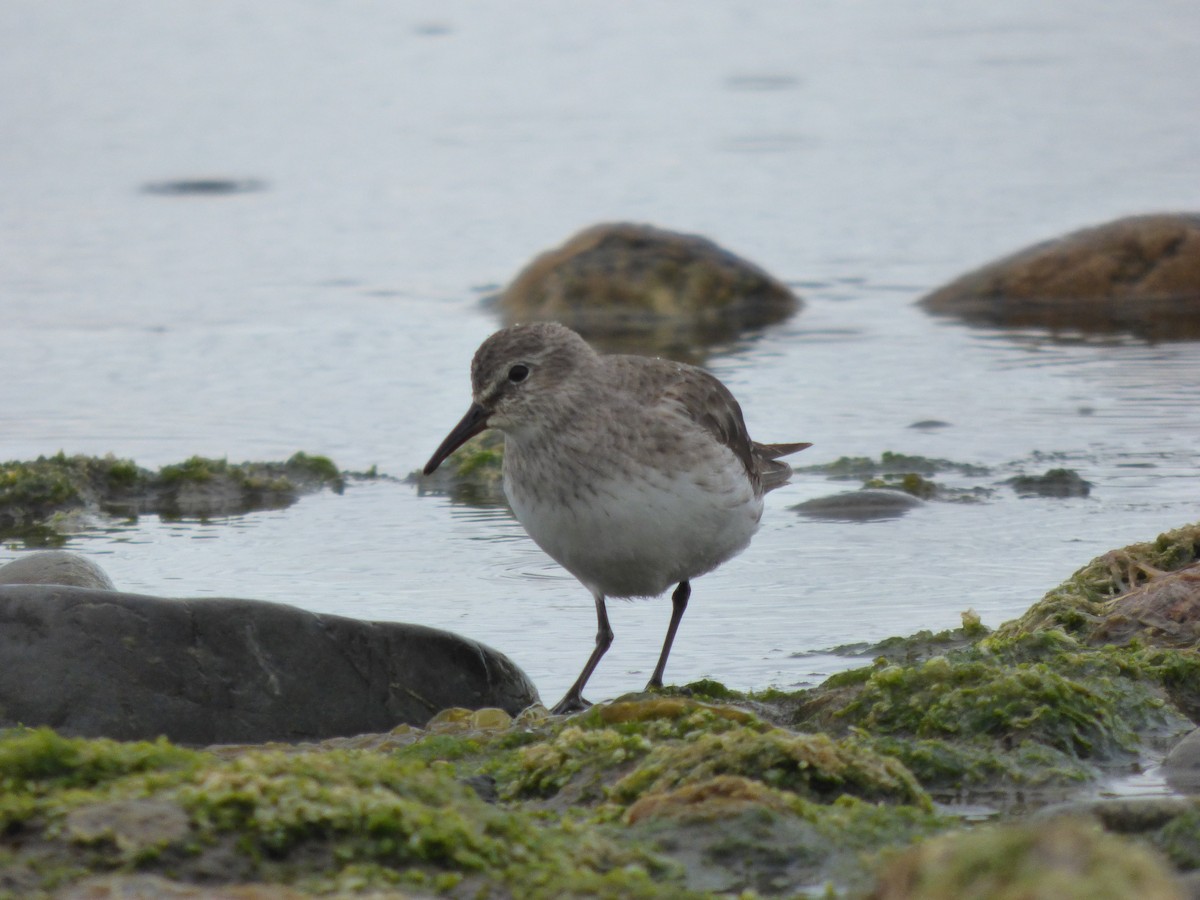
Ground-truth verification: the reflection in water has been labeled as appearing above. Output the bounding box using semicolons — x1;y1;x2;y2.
141;178;268;196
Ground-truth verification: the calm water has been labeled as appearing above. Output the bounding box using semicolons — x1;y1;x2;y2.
2;1;1199;705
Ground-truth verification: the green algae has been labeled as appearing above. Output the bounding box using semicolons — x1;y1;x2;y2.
800;632;1194;766
834;655;1140;757
503;725;658;802
776;615;1200;803
157;452;345;496
612;727;930;810
853;734;1095;791
0;728;203;828
798;451;991;480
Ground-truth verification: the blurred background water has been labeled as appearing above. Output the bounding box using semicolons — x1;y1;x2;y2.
2;0;1198;705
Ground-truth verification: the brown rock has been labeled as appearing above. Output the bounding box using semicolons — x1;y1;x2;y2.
919;213;1200;339
494;223;799;354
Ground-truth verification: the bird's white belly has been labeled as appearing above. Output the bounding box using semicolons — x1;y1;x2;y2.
505;463;762;599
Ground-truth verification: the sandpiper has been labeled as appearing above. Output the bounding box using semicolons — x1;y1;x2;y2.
424;322;810;713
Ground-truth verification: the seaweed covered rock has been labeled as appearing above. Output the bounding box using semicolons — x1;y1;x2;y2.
0;452;350;543
919;213;1200;339
493;223;799;353
0;728;693;899
0;585;539;744
998;521;1200;654
0;700;949;899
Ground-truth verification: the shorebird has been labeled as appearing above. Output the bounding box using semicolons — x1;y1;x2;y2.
424;322;809;713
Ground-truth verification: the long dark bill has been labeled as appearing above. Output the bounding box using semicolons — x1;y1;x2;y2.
423;403;491;475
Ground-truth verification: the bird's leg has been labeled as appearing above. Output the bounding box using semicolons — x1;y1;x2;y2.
646;580;690;690
550;594;613;715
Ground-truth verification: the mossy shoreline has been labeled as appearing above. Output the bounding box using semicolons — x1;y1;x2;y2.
2;523;1199;896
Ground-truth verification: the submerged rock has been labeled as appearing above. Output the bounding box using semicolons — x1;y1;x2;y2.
1007;467;1092;498
493;222;799;354
919;212;1200;340
791;488;925;521
0;585;539;744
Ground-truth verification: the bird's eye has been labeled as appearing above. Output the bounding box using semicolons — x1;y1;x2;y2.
508;364;530;383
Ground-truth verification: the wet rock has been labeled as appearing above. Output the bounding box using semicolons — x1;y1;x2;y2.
919;213;1200;339
1164;729;1200;794
0;550;116;590
791;488;925;521
869;816;1186;900
0;585;539;744
493;222;799;353
1007;467;1092;498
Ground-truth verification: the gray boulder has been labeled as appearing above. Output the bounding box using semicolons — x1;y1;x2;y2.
0;585;539;745
1163;727;1200;794
0;550;117;591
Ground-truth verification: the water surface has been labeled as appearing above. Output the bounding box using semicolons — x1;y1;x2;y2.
1;0;1198;705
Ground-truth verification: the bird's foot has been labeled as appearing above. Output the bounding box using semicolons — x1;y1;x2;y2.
549;692;592;715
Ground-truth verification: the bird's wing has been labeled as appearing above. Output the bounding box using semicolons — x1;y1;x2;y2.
610;355;810;490
611;355;760;484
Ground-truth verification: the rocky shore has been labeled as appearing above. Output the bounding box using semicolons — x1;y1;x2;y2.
1;522;1199;898
4;214;1200;895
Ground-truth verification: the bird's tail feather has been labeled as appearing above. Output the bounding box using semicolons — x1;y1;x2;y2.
754;441;812;492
